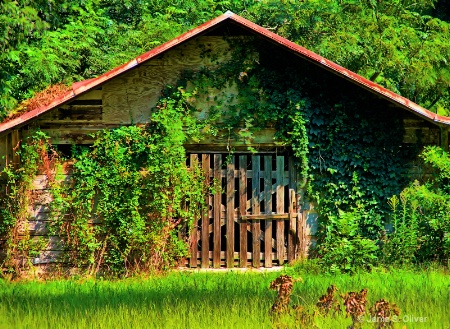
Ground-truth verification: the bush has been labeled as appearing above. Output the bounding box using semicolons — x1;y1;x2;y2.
382;146;450;265
318;209;379;274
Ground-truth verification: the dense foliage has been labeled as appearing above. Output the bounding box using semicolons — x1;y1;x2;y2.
1;1;449;276
382;146;450;265
1;0;450;118
0;89;210;276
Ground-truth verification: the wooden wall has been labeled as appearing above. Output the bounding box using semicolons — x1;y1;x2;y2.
1;35;449;269
24;36;244;146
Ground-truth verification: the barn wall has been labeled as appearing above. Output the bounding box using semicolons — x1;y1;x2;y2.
1;35;448;269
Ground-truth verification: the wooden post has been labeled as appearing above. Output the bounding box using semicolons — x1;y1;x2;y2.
11;130;20;169
288;158;297;261
201;154;210;268
264;155;272;268
226;156;235;268
213;154;222;268
189;154;199;268
251;156;261;268
239;155;248;267
297;190;306;259
276;156;285;264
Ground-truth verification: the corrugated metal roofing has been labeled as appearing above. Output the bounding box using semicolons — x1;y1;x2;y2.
1;11;448;135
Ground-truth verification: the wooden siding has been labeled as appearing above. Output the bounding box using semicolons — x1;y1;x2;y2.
1;34;448;270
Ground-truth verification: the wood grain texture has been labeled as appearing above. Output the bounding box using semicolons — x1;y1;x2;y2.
226;156;235;268
276;156;285;263
201;154;210;268
38;106;103;124
264;156;272;268
288;159;298;260
251;155;261;268
239;155;248;267
103;36;232;125
189;154;199;268
213;154;222;268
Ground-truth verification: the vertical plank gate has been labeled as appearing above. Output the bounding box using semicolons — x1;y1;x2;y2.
186;153;306;268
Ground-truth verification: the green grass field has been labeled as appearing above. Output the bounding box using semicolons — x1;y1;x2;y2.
0;268;448;329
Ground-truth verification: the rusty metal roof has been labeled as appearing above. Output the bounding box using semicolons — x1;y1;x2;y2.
1;11;449;135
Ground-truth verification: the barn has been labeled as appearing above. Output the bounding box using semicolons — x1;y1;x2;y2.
0;12;449;272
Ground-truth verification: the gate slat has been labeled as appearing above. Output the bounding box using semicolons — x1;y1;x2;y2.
264;156;272;268
239;155;248;267
288;159;298;260
276;156;285;264
298;190;306;259
226;157;235;268
251;156;261;268
213;154;222;268
189;154;199;268
201;154;210;268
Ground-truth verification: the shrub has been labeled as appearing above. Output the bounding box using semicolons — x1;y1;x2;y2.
383;146;450;265
318;209;378;274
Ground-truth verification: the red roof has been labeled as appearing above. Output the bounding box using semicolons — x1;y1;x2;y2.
1;11;449;134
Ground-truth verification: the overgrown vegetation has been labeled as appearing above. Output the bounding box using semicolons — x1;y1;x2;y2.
0;88;211;276
0;131;56;277
1;2;450;277
2;1;450;118
1;33;449;276
49;91;209;275
382;146;450;266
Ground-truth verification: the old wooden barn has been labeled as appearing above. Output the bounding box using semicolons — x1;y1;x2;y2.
1;12;449;270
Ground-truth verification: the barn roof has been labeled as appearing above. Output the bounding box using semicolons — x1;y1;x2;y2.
1;11;449;134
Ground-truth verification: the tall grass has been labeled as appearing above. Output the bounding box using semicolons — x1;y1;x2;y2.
0;268;448;329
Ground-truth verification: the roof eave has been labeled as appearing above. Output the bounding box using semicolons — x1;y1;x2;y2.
0;11;448;136
226;13;450;128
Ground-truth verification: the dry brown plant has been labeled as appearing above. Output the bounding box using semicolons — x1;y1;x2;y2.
369;299;401;328
316;284;341;315
341;288;368;329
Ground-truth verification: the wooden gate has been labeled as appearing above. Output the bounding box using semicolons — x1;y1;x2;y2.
186;153;306;268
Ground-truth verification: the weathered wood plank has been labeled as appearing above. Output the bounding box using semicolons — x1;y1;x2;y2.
264;156;272;268
0;134;7;174
192;128;277;147
288;189;296;262
213;154;222;268
201;154;210;268
239;155;247;267
297;190;306;259
17;220;52;236
288;158;297;261
75;89;102;101
251;156;261;268
189;154;199;268
38;106;102;124
241;213;296;220
402;127;440;144
276;156;285;263
226;156;235;268
32;174;72;190
11;130;20;169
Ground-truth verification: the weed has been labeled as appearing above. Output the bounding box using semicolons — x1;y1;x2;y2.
316;284;340;315
369;299;401;329
341;288;368;329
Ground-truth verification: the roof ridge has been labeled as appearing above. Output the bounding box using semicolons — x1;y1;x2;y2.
0;12;448;134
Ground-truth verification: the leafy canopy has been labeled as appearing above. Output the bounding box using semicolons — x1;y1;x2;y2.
1;0;449;119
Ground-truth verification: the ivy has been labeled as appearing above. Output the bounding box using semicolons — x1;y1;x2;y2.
176;39;414;240
0;37;436;277
50;87;208;275
0;131;56;278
